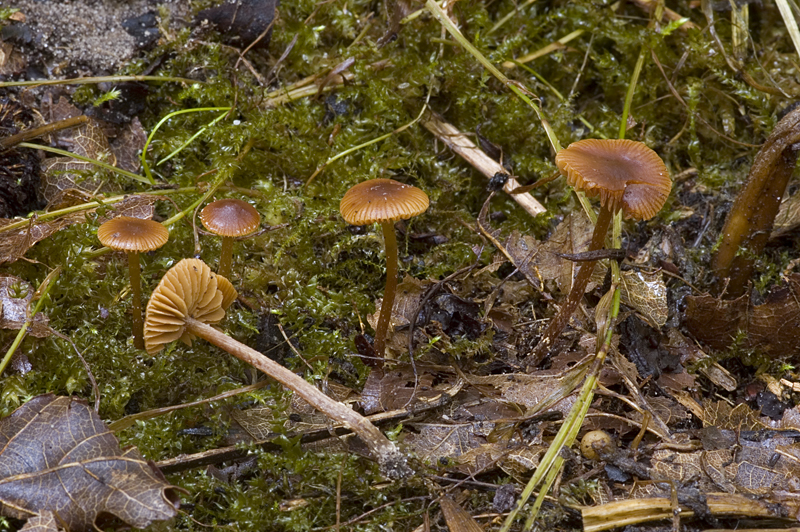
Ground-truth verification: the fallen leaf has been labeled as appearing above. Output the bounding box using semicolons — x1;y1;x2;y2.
0;214;85;265
619;269;668;328
0;394;179;531
0;275;49;337
685;274;800;356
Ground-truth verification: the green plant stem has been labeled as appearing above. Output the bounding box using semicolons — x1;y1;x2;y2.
218;236;234;279
529;206;613;365
16;142;152;185
128;251;145;350
0;115;88;148
156;110;230;166
425;0;561;153
0;75;194;88
0;268;61;376
140;107;231;182
374;222;398;358
619;49;646;139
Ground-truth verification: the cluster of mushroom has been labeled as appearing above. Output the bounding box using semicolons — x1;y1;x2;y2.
97;198;261;349
95;138;668;475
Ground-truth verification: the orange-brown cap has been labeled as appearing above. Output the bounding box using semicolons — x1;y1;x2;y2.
555;139;671;220
144;258;238;354
97;216;169;252
199;199;261;238
340;179;429;226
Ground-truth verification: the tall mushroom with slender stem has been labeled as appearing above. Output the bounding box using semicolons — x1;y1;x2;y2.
340;179;429;358
199;198;261;279
98;216;169;350
144;258;410;478
530;139;671;365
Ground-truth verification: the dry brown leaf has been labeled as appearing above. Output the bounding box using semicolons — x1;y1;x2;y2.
702;400;766;431
772;190;800;238
685;274;800;356
109;117;146;173
619;269;668;327
361;365;461;414
465;357;591;416
0;395;178;531
0;214;85;265
0;275;49;337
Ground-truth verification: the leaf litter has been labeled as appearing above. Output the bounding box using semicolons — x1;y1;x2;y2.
4;0;800;529
0;394;178;531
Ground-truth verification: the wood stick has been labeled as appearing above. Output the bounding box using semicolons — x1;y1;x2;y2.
421;111;546;217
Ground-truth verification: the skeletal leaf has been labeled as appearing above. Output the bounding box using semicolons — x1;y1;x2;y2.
0;275;49;337
619;270;668;328
0;394;179;531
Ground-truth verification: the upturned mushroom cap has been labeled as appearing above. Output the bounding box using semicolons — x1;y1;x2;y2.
555;139;671;220
340;178;429;226
97;217;169;252
199;199;261;238
144;258;237;355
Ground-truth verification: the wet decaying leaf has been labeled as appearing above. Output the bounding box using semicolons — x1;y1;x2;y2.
0;275;49;337
0;394;179;531
40;116;115;206
684;274;800;356
0;193;160;265
0;214;85;265
619;269;668;328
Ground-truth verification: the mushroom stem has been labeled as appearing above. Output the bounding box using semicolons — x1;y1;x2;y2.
127;251;144;350
529;206;613;366
218;236;234;279
374;221;399;358
183;316;410;478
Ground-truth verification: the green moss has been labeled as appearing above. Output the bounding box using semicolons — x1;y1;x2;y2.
3;0;800;528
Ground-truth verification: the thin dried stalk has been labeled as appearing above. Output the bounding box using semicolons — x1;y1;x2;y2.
421;111;546;217
583;493;781;532
184;317;411;479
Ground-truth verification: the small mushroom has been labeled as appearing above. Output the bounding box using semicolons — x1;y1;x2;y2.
199;198;261;279
97;216;169;350
340;178;429;358
144;258;410;478
530;139;671;364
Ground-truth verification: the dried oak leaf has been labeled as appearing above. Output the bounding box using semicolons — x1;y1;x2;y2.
0;394;179;531
0;275;49;337
685;274;800;356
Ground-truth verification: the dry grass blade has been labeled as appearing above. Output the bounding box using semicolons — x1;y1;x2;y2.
582;493;784;532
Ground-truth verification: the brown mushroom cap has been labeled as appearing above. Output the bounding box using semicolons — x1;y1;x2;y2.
199;199;261;238
144;258;237;355
555;139;671;220
340;179;429;226
97;217;169;252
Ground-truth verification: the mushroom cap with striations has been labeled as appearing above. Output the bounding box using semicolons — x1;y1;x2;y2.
144;258;238;355
97;216;169;252
199;199;261;238
340;178;429;226
555;139;672;221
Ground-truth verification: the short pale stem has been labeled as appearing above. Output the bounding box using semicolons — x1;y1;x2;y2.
184;316;408;476
218;236;234;279
529;206;614;366
374;221;398;358
128;251;144;350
